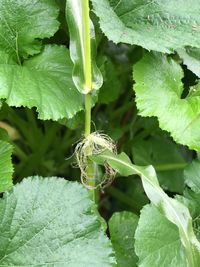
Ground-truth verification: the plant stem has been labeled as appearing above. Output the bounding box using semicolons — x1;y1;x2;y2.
82;0;96;201
82;0;92;137
85;93;96;201
155;162;188;172
13;143;28;161
85;93;91;137
85;88;96;201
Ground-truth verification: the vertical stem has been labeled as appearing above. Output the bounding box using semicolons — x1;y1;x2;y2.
82;0;96;201
82;0;92;138
85;93;96;202
85;93;91;137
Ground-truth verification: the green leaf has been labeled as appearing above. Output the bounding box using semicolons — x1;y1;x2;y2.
177;190;200;241
60;111;85;130
0;0;59;60
133;135;187;193
109;211;138;267
66;0;103;94
0;129;10;142
184;160;200;194
0;140;13;193
133;52;200;151
177;48;200;77
177;161;200;240
91;151;200;266
98;60;121;104
0;176;116;266
135;205;187;267
0;1;83;121
0;45;84;120
91;0;200;53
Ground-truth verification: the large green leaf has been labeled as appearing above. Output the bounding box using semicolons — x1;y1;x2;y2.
134;52;200;151
91;151;200;266
0;129;10;143
0;0;59;60
133;135;187;193
0;140;13;193
184;160;200;194
0;45;83;120
66;0;103;94
91;0;200;53
98;60;121;104
0;1;83;120
135;205;187;267
178;161;200;240
109;211;138;267
177;48;200;77
0;177;116;266
178;190;200;242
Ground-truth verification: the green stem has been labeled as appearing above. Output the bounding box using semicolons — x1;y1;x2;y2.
82;0;92;137
85;94;96;201
155;162;188;172
85;93;91;137
82;0;96;201
13;143;28;161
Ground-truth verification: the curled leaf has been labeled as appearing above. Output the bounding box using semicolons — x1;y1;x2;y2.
66;0;103;94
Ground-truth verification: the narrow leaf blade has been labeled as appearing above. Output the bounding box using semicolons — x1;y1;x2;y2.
92;151;200;266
